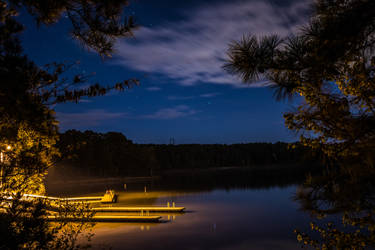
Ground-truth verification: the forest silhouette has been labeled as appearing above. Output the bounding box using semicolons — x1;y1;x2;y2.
56;129;319;178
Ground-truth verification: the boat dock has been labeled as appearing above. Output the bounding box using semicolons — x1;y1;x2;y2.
91;206;185;213
23;190;185;223
23;194;103;202
23;190;116;203
47;215;162;222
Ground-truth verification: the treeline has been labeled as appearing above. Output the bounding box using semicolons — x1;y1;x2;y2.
56;130;319;178
57;130;156;177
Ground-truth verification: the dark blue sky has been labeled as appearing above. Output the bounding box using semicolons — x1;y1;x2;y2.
20;0;310;144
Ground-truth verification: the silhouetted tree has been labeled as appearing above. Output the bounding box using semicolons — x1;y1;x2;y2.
226;0;375;247
13;0;136;57
0;0;138;248
225;0;375;166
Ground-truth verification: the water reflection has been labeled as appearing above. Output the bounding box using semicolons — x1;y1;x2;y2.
46;166;315;196
293;166;375;249
45;163;375;248
46;167;321;249
87;188;311;250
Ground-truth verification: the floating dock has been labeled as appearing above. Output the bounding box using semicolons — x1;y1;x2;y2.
23;191;116;203
91;206;185;213
47;215;162;222
23;194;103;202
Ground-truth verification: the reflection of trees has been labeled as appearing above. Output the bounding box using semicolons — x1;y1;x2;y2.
294;166;375;249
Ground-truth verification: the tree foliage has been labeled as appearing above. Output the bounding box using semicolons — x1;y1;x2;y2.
225;0;375;165
13;0;136;57
0;0;138;248
226;0;375;247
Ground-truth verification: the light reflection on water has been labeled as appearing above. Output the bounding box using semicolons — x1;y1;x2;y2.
86;187;312;250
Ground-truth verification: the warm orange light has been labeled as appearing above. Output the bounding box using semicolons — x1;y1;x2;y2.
6;145;11;150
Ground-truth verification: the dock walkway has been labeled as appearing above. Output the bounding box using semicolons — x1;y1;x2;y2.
22;191;185;222
47;215;162;222
23;194;103;202
91;206;185;213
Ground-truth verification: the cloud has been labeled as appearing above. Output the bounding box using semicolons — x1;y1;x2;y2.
115;0;311;87
57;106;198;126
140;105;198;120
167;95;195;101
145;86;162;91
167;92;221;100
57;109;126;129
200;92;221;98
77;99;92;103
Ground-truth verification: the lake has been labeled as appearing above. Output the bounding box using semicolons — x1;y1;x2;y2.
45;164;375;249
71;186;313;250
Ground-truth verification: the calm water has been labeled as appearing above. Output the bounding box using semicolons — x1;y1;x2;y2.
81;186;312;250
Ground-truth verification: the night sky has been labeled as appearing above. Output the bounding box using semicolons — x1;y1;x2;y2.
20;0;311;144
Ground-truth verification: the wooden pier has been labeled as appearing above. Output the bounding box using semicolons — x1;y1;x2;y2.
22;191;185;223
47;215;162;222
23;194;103;202
91;206;185;213
23;190;116;203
